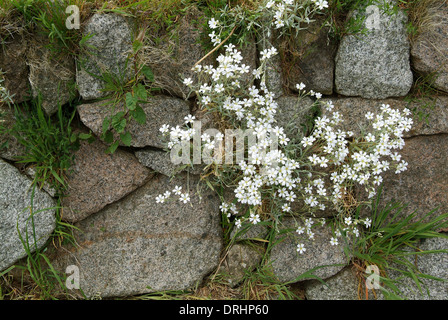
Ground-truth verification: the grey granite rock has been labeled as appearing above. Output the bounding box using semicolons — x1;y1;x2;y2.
411;0;448;93
386;236;448;299
219;244;263;287
335;2;413;98
276;95;316;141
134;148;203;177
76;13;134;100
51;173;223;298
61;136;151;223
305;266;368;300
307;237;448;300
0;34;30;103
0;159;56;272
77;95;190;148
285;16;337;96
377;134;448;227
270;218;350;283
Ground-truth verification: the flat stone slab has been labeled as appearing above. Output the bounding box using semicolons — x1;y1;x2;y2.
61;137;151;223
0;159;56;272
305;266;373;300
77;95;190;148
51;173;223;298
145;6;214;100
379;134;448;226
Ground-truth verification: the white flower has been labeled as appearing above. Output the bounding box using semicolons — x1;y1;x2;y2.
266;0;275;8
235;218;242;229
364;218;372;228
202;96;211;105
183;77;193;86
220;203;229;213
159;124;170;134
365;112;374;120
296;226;305;235
155;194;166;203
344;216;352;225
313;0;329;10
249;213;261;225
172;186;182;195
179;193;190;203
208;17;219;29
330;237;338;246
296;243;306;254
296;82;306;91
184;114;196;124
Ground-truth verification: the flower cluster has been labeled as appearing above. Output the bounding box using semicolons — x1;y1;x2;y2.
302;99;413;205
156;35;412;256
205;0;330;50
155;185;190;204
265;0;329;29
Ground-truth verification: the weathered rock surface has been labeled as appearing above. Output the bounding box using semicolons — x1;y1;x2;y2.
61;137;151;223
0;104;26;161
305;266;371;300
335;3;413;98
0;34;30;103
386;236;448;300
283;16;337;95
77;95;190;148
411;0;448;93
145;6;213;99
270;218;350;283
135;148;203;177
0;159;56;272
379;134;448;226
27;36;76;116
230;223;269;241
306;236;448;300
275;95;315;141
76;13;134;100
51;173;223;298
219;244;263;287
320;96;448;138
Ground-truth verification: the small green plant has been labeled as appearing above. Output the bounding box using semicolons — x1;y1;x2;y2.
348;187;448;300
6;0;84;55
10;96;92;196
11;185;84;300
96;40;156;154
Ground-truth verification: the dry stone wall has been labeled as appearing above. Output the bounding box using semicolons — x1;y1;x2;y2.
0;1;447;300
